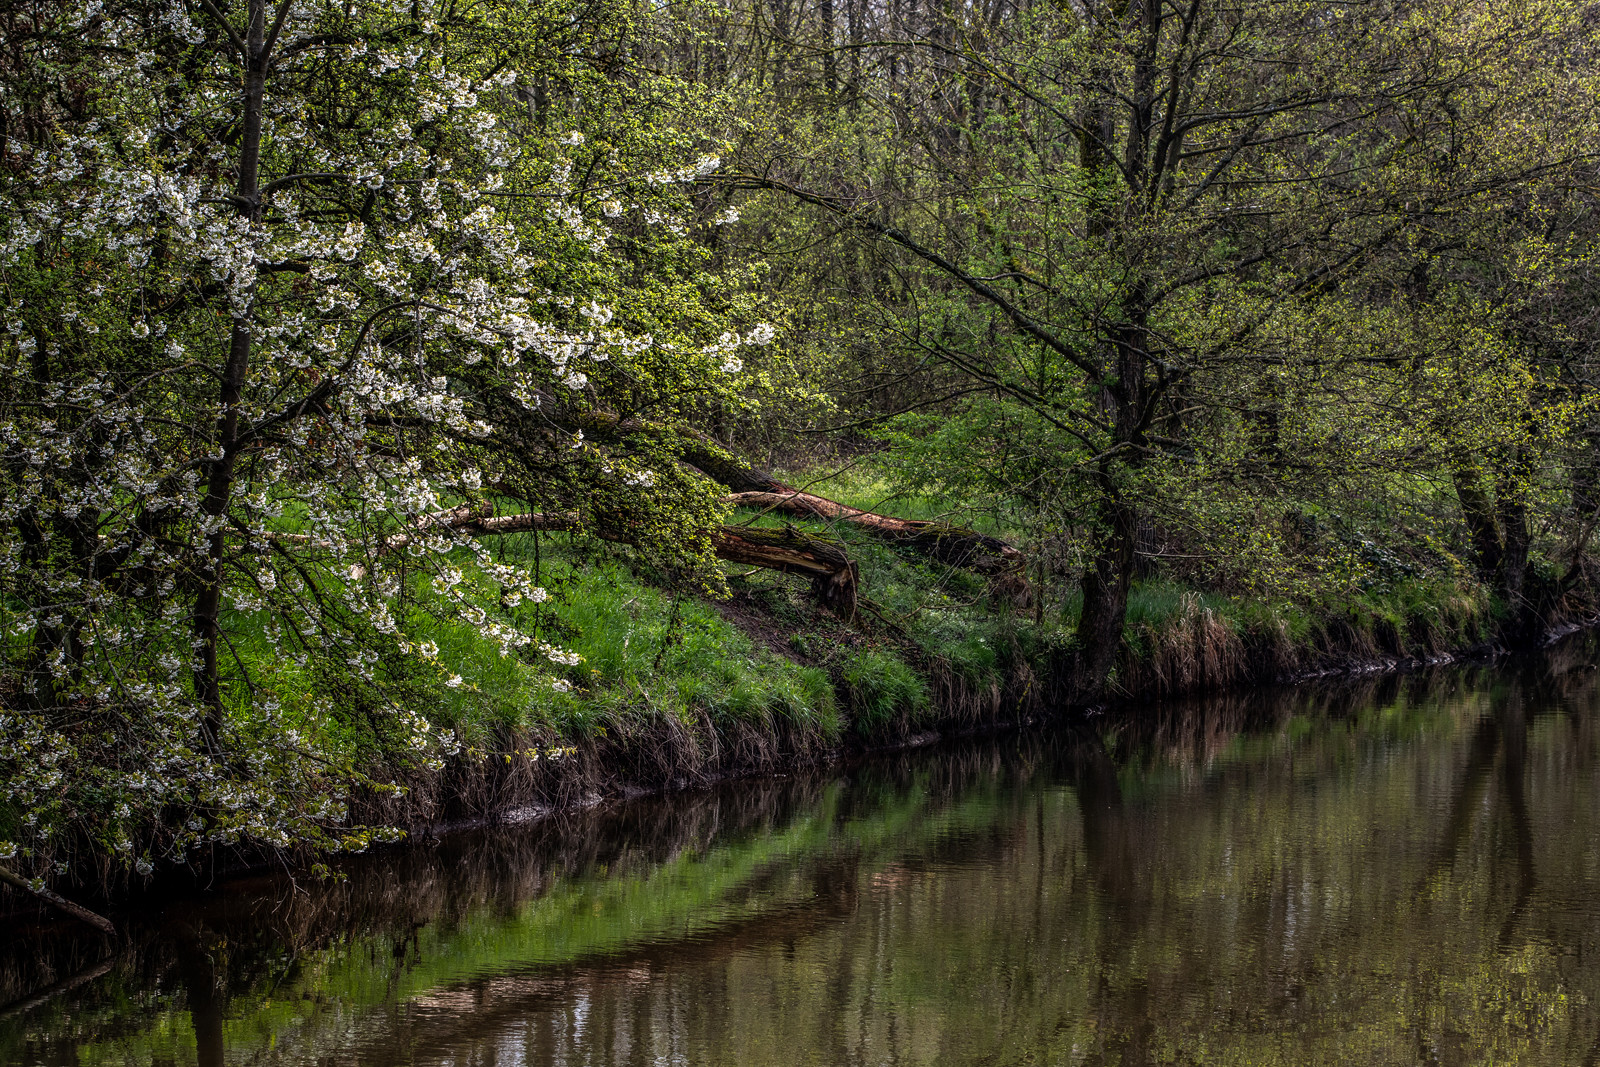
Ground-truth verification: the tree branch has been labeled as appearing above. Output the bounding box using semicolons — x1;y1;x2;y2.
0;865;115;936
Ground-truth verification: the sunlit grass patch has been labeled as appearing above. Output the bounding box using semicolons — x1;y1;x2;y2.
841;648;931;732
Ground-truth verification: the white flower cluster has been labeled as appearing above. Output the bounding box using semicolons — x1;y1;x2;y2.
697;323;777;373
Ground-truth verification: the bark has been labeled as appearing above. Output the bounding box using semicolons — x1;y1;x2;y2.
1450;455;1504;582
713;525;859;618
1449;448;1552;647
194;0;269;752
1495;465;1538;646
819;0;837;95
552;410;1027;584
1496;486;1531;605
1492;436;1537;614
1071;490;1139;704
1562;428;1600;586
0;864;115;935
1067;296;1153;705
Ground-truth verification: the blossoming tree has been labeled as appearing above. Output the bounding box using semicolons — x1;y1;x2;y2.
0;0;775;879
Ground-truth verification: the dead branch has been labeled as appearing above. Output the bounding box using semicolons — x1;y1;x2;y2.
0;864;116;936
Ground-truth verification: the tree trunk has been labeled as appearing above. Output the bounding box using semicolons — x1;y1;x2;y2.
819;0;837;96
1562;427;1600;587
1496;485;1530;605
193;0;268;752
1495;462;1537;645
1066;299;1152;705
1070;489;1138;705
1450;454;1504;582
714;526;859;618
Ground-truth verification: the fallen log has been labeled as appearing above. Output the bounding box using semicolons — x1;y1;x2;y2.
542;412;1027;583
712;525;859;618
665;433;1026;584
723;490;1025;576
0;864;116;936
382;506;859;617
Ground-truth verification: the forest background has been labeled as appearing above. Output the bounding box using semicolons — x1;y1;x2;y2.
3;0;1600;894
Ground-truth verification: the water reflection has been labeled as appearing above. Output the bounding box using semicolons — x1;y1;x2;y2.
6;651;1600;1065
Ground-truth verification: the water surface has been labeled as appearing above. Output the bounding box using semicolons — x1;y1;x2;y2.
6;652;1600;1065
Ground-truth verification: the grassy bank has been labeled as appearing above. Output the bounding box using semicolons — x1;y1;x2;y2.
343;466;1550;835
0;464;1581;905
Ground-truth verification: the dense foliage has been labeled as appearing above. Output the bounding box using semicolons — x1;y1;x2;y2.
710;0;1600;691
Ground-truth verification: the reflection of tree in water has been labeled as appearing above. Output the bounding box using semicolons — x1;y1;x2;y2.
170;921;226;1067
1065;683;1375;1064
1061;655;1600;1067
0;773;835;1062
1069;726;1155;1063
1414;682;1538;950
1;738;1051;1065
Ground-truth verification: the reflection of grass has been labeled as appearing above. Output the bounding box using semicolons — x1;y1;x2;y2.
19;671;1600;1067
59;770;1018;1066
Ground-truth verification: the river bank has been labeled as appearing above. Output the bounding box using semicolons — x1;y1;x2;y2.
3;520;1593;925
336;568;1589;842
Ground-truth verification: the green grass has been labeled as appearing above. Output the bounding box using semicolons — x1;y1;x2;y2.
2;460;1537;892
724;499;1022;701
210;470;1502;785
214;531;842;767
841;648;931;732
544;557;838;736
417;542;841;742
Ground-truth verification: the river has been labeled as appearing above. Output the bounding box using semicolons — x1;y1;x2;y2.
5;648;1600;1065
